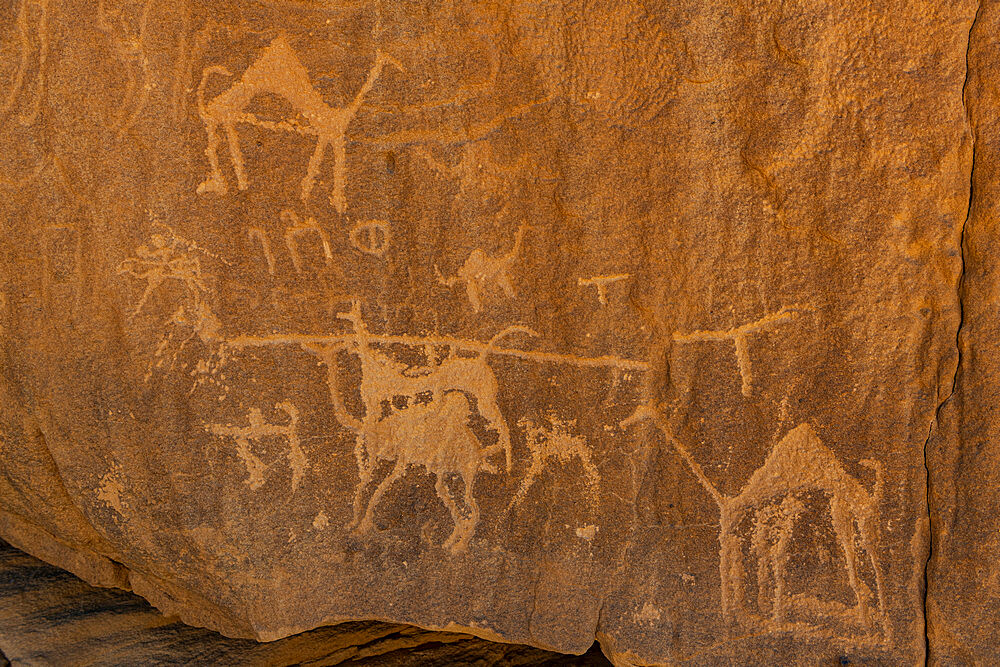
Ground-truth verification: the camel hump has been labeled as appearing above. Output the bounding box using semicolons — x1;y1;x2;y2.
785;422;819;445
242;34;316;99
258;33;298;64
777;422;834;461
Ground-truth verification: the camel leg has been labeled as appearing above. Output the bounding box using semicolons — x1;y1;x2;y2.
197;118;228;194
223;122;248;191
351;457;373;528
497;270;516;299
719;525;746;628
328;133;348;214
356;460;404;534
302;137;328;204
750;514;772;619
505;456;543;514
772;516;795;626
859;517;890;640
465;279;483;313
451;471;480;553
436;474;463;551
476;397;511;473
829;499;871;627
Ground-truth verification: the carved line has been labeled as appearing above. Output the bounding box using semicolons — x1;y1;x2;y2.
227;333;651;372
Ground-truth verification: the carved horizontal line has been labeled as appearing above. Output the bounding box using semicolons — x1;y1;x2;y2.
226;333;651;371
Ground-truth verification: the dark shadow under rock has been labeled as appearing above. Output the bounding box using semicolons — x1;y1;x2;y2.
0;540;610;666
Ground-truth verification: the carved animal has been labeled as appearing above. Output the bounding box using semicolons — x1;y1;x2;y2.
623;405;888;638
507;417;599;511
350;391;494;552
334;300;534;471
196;34;401;213
436;224;529;313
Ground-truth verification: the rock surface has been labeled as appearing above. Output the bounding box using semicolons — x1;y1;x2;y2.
926;1;1000;663
0;0;988;663
0;538;609;665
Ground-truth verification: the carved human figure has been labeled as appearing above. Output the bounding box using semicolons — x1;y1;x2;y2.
196;34;401;213
118;230;224;380
203;402;306;492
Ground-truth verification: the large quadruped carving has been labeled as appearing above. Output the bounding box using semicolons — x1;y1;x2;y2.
0;0;976;663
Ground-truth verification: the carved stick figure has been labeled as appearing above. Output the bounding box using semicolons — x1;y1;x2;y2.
203;402;306;491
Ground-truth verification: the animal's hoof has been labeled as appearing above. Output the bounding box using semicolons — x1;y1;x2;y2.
197;177;227;195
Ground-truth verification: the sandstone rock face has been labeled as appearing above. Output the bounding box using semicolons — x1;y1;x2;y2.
926;2;1000;663
0;0;985;663
0;538;609;665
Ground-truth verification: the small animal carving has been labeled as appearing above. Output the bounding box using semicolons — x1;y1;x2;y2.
436;223;529;313
508;416;599;511
196;34;402;213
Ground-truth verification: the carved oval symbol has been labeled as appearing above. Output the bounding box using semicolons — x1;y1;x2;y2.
350;220;390;257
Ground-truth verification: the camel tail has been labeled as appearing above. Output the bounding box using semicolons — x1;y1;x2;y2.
197;65;232;118
481;324;537;360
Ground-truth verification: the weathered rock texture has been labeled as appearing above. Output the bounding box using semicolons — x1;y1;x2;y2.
926;1;1000;663
0;0;990;663
0;539;609;665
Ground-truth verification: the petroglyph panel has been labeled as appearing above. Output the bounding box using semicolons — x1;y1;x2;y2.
0;0;977;663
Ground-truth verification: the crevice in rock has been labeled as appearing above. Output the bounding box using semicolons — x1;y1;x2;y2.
923;2;982;662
